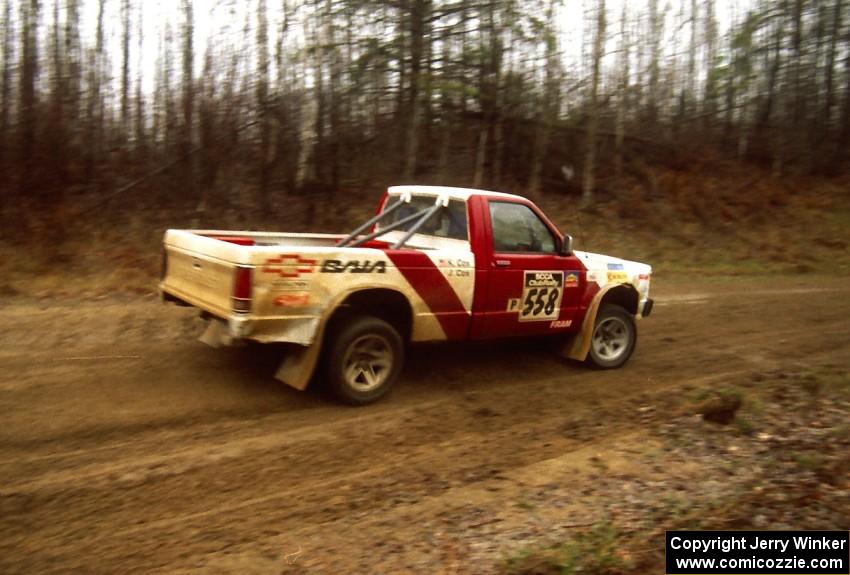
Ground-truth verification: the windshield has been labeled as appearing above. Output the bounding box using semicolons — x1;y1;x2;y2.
380;195;469;241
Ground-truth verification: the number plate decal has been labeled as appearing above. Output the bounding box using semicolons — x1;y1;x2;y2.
519;271;565;322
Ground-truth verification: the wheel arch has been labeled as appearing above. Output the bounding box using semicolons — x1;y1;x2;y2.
560;283;639;362
330;288;413;343
274;287;414;391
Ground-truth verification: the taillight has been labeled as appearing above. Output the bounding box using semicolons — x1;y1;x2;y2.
232;266;252;313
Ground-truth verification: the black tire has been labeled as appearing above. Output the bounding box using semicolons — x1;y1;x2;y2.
585;304;637;369
324;315;404;405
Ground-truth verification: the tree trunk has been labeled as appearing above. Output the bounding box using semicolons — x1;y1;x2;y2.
403;0;426;180
789;0;807;169
275;0;293;192
702;0;718;131
647;0;661;127
437;38;452;179
472;127;487;188
583;0;606;206
528;0;558;195
121;0;131;140
311;18;325;188
257;0;270;212
0;0;12;233
819;0;844;170
19;0;40;199
687;0;698;114
181;0;196;207
615;2;629;178
135;2;146;167
836;24;850;160
84;0;104;186
325;0;341;191
49;0;66;203
822;0;843;133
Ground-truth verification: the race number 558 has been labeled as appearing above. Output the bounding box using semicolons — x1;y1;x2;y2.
520;271;564;321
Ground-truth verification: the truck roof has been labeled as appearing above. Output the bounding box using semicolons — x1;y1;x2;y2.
387;185;523;202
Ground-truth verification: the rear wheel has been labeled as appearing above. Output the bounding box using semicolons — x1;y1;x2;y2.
324;315;404;405
586;304;636;369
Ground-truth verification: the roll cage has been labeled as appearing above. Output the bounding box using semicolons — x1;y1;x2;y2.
337;192;452;250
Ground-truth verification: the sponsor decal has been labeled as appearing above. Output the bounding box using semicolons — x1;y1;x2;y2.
550;320;572;329
607;271;629;283
272;279;309;290
507;298;520;312
274;293;310;307
262;254;316;278
320;259;387;274
607;262;624;270
519;271;565;322
565;272;580;288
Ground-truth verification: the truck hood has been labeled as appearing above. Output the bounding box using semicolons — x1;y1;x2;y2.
574;250;652;291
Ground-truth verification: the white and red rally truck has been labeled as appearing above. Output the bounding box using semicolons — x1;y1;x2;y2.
160;185;654;404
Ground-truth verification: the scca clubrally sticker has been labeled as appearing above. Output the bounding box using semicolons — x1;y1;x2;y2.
519;271;564;321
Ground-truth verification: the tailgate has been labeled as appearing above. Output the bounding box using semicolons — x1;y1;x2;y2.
161;231;247;317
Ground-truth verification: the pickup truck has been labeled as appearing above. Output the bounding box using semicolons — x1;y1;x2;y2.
160;185;654;404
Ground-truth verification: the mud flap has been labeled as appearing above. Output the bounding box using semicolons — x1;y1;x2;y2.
274;316;329;391
558;286;611;362
199;319;235;348
274;343;322;391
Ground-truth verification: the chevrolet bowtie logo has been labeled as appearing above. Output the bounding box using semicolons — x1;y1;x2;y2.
262;254;317;278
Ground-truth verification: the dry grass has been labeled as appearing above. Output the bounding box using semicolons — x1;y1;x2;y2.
2;163;848;300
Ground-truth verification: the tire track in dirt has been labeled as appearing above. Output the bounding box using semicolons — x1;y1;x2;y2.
1;316;839;492
1;277;848;573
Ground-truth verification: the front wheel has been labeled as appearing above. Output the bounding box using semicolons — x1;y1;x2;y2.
324;315;404;405
586;304;637;369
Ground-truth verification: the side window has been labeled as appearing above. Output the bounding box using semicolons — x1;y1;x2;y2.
489;201;556;253
382;197;468;241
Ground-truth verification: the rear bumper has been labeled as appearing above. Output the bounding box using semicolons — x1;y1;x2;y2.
201;314;320;347
641;298;654;318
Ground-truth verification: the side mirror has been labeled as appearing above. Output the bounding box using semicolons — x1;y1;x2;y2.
559;235;573;256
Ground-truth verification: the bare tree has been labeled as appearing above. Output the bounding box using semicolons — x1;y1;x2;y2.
822;0;844;134
0;0;848;231
0;0;14;232
84;0;106;186
583;0;606;206
528;0;559;195
65;0;82;151
325;0;342;191
646;0;661;126
19;0;40;198
121;0;132;139
403;0;427;181
837;14;850;157
703;0;718;129
181;0;195;200
257;0;271;211
615;2;630;177
135;2;146;163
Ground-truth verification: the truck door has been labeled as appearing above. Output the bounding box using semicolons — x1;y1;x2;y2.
471;199;585;339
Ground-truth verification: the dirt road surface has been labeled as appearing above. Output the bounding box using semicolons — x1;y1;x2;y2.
1;276;848;574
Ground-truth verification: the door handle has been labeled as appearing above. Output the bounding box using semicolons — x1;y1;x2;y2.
494;259;511;268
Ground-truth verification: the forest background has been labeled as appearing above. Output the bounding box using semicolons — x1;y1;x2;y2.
1;0;848;295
